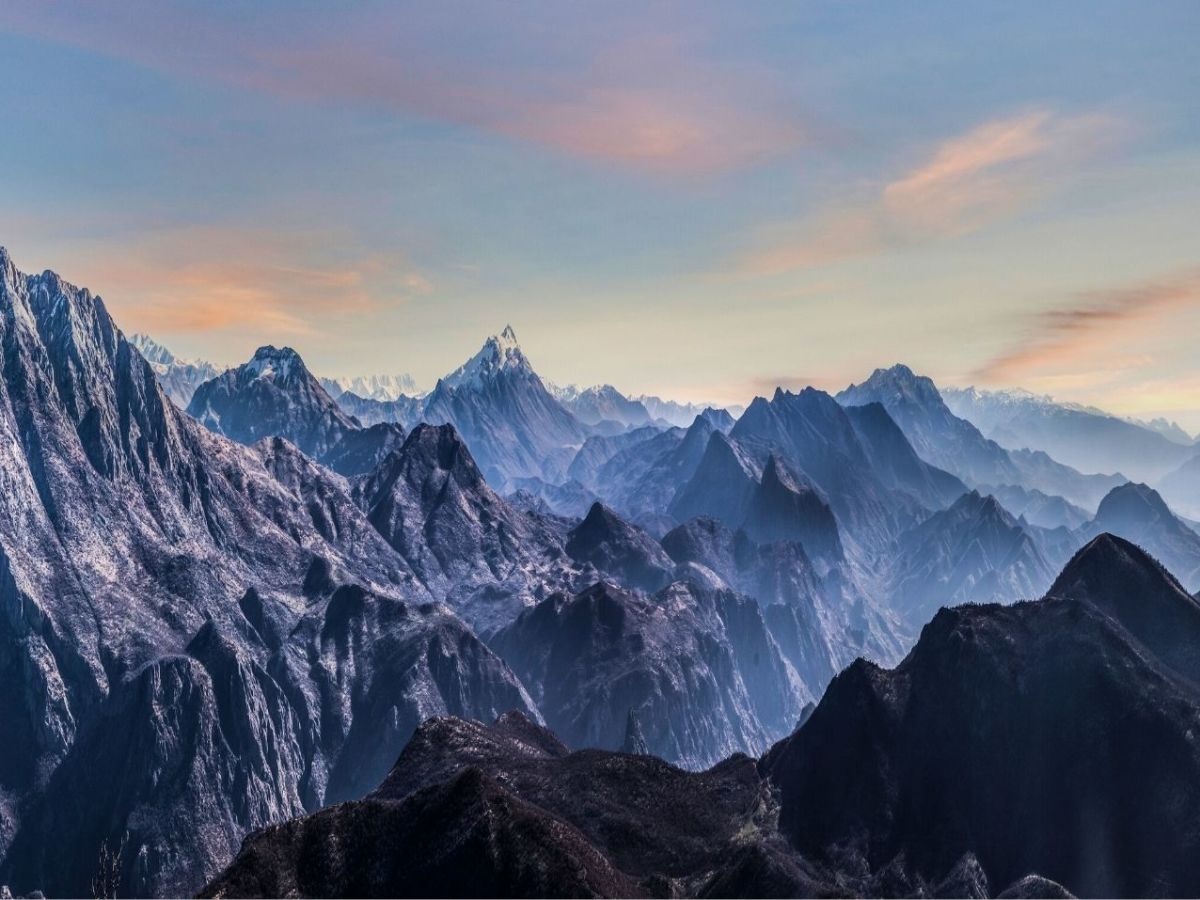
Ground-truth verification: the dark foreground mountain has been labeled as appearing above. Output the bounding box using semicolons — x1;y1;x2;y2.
764;534;1200;898
205;711;1074;900
188;345;406;476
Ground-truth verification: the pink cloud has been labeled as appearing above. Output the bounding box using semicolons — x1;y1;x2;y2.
973;269;1200;383
63;226;432;338
739;109;1126;277
0;5;808;176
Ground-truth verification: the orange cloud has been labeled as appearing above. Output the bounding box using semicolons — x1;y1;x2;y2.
67;226;431;339
740;109;1124;277
973;269;1200;383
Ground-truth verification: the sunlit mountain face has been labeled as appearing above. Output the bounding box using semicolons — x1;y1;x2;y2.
1;3;1199;898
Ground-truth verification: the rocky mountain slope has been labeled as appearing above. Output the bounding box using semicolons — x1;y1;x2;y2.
350;422;589;634
886;490;1056;628
490;579;803;767
0;249;539;898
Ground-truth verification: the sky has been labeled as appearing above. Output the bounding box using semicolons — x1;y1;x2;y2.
1;2;1198;427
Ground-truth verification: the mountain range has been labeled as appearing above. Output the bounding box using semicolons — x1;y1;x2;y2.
206;534;1200;899
4;246;1200;898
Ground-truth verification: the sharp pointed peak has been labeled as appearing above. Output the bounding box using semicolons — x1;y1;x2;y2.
441;325;533;390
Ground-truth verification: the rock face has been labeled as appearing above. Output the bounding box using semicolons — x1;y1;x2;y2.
187;345;406;476
841;401;966;510
564;502;675;592
741;455;843;564
490;580;803;768
762;534;1200;898
0;250;538;897
351;422;585;634
589;418;712;532
421;327;586;489
661;516;900;702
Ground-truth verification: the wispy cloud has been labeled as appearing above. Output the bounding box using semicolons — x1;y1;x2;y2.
0;5;808;176
740;109;1124;276
974;269;1200;382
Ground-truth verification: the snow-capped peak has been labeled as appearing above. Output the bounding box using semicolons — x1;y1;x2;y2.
440;325;533;390
245;345;304;382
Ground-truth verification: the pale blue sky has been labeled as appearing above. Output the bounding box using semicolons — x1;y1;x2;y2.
1;2;1198;424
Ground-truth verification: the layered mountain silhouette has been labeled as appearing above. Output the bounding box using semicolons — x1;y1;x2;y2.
839;365;1123;509
886;490;1056;628
490;579;803;767
1157;451;1200;521
1080;482;1200;590
944;385;1195;482
551;382;653;429
129;333;218;408
351;422;588;633
8;246;1200;900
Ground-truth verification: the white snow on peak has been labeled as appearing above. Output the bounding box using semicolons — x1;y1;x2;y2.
441;325;532;390
322;372;419;401
245;346;303;382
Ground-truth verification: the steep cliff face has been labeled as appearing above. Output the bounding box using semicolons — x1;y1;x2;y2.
0;250;537;897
